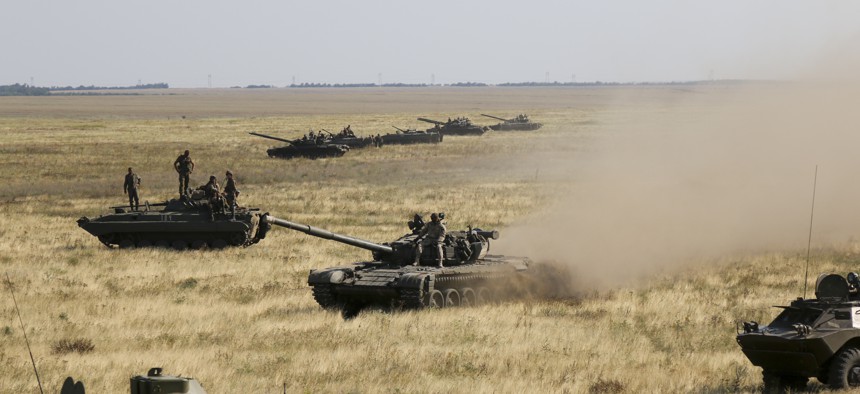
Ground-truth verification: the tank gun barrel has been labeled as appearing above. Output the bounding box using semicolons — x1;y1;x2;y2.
249;132;295;145
392;126;407;132
417;117;443;125
264;215;393;254
480;114;509;122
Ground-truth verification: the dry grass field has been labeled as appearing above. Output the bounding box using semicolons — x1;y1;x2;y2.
1;86;856;393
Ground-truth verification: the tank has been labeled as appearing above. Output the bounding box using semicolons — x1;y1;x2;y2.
130;368;207;394
262;214;533;317
320;127;379;148
737;273;860;391
249;132;349;159
380;126;443;145
417;117;489;136
481;113;543;131
77;194;270;249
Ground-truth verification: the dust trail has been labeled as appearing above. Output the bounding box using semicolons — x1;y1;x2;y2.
497;71;860;289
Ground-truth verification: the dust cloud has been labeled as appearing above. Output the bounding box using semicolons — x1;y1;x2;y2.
497;63;860;290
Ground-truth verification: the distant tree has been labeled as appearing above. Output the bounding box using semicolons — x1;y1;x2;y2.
0;84;50;96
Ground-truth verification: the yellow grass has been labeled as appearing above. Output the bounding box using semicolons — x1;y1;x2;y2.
0;86;847;392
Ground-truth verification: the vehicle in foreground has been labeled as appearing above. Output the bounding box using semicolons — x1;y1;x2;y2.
77;195;269;249
249;132;349;159
737;272;860;391
261;214;533;317
481;113;542;131
417;116;488;136
380;126;443;145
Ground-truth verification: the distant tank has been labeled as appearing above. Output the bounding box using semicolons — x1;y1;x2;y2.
737;272;860;391
249;132;349;159
481;113;542;131
380;126;443;145
320;127;378;148
77;194;269;249
417;116;488;136
262;214;533;317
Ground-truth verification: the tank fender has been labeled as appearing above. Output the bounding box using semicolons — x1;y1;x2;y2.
308;267;354;285
395;273;432;293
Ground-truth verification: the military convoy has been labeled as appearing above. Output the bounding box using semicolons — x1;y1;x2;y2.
77;195;269;249
737;272;860;391
417;116;489;136
481;113;542;131
259;214;532;317
249;131;350;159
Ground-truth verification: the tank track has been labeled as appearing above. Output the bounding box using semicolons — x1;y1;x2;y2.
311;285;340;309
397;289;426;309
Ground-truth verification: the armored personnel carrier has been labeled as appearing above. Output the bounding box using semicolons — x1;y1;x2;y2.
261;214;532;317
481;113;542;131
77;195;269;249
737;272;860;391
380;126;443;145
249;132;349;159
59;367;207;394
417;117;488;136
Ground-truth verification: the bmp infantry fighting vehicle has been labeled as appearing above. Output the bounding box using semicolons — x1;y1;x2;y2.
737;273;860;391
417;116;488;136
380;126;443;145
77;195;269;249
59;367;207;394
481;113;542;131
261;214;532;317
249;132;349;159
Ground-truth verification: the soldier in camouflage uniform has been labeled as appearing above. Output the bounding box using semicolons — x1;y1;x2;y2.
173;150;195;197
123;167;141;211
414;212;447;268
223;170;239;214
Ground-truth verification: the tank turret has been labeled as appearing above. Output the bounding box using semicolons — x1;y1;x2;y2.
417;116;488;136
480;113;542;131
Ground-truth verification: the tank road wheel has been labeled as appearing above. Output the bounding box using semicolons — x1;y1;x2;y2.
311;286;339;310
829;347;860;389
118;238;135;249
97;234;116;247
460;288;476;307
136;239;152;248
190;240;207;250
171;240;188;251
341;303;363;320
443;289;461;308
210;239;228;249
229;232;246;246
429;290;445;308
476;287;492;305
154;240;170;248
762;370;808;393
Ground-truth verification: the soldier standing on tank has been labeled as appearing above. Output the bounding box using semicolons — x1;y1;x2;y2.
414;212;446;268
173;150;195;197
123;167;141;211
223;170;239;215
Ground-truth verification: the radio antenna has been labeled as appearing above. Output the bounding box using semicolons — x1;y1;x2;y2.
5;272;44;394
802;165;818;299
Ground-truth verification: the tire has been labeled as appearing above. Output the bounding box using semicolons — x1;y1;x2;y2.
429;290;444;308
829;347;860;389
460;288;476;307
763;370;808;393
443;289;460;307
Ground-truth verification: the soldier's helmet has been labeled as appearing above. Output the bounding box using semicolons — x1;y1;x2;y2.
431;213;439;221
128;167;133;172
226;170;233;176
184;150;190;155
439;212;446;220
209;175;216;181
849;272;860;287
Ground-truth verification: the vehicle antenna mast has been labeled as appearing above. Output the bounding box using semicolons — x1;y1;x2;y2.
803;165;818;299
5;272;44;394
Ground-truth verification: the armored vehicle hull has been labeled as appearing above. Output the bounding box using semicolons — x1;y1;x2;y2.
309;254;531;312
381;130;443;145
482;114;543;131
418;117;488;136
267;144;348;159
737;273;860;390
77;198;269;249
326;135;376;148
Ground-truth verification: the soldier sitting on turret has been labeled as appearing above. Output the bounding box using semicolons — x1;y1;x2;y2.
414;213;446;268
198;175;223;220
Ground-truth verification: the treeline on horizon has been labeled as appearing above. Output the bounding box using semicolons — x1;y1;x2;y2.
0;83;169;96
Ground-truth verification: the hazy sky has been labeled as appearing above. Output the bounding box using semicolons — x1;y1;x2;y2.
3;1;859;87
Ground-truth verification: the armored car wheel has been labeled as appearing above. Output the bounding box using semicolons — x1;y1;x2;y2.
829;347;860;388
